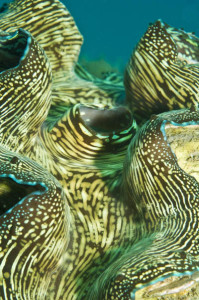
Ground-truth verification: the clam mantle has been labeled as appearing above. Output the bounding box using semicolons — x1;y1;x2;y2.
0;1;199;300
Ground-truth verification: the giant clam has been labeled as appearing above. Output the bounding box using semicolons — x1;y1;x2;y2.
1;0;199;299
91;108;199;299
0;144;69;299
125;20;199;121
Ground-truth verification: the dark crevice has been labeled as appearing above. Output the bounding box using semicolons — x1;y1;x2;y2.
0;177;46;216
0;29;28;73
0;3;8;13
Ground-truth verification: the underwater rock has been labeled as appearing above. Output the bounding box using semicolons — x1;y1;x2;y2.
125;20;199;121
78;56;121;79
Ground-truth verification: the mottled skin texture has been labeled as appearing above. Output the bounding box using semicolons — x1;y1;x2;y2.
0;144;69;299
0;0;125;112
1;1;199;300
89;109;199;299
125;20;199;122
0;1;137;299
